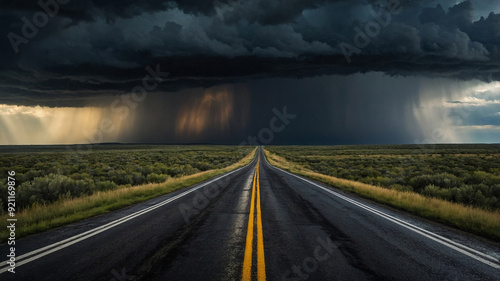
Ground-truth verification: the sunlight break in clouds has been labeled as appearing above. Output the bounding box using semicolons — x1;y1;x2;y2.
0;104;131;145
413;80;500;143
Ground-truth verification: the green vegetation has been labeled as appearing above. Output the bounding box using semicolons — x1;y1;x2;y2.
266;144;500;210
0;145;253;212
0;145;255;242
264;145;500;241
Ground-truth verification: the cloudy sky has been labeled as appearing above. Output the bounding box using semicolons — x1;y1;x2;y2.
0;0;499;145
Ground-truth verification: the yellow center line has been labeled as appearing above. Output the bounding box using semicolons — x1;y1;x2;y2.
256;164;266;281
242;160;257;281
242;156;266;281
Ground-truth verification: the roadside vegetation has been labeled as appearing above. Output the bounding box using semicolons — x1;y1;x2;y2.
0;145;255;243
264;145;500;241
0;145;253;211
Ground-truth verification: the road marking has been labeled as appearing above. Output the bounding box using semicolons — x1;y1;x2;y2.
242;156;266;281
256;166;266;281
242;162;257;281
0;159;256;275
264;157;500;270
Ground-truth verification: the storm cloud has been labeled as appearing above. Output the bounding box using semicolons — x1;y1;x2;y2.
0;0;499;106
0;0;499;145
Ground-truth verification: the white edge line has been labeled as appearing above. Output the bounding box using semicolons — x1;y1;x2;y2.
263;156;500;269
0;156;256;274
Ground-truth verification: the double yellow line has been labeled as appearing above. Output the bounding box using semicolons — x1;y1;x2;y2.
242;157;266;281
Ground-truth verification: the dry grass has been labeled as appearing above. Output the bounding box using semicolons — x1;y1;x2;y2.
0;147;257;243
264;149;500;242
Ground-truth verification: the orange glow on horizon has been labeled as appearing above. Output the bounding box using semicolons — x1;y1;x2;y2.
176;87;246;138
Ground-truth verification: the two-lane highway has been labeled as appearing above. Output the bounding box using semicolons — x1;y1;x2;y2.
258;149;500;280
1;147;499;280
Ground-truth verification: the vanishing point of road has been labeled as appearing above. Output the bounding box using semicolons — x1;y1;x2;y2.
1;147;499;280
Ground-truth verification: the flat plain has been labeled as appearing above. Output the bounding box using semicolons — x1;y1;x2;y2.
266;144;500;211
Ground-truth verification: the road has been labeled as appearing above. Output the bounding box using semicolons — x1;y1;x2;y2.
1;147;499;280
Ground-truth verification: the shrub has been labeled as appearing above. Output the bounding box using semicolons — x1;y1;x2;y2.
71;178;95;197
146;173;169;183
410;173;461;192
184;164;195;175
32;174;73;204
21;169;44;182
390;184;413;192
455;185;486;207
422;184;453;201
96;181;117;191
167;167;184;177
108;169;133;185
15;174;96;209
153;163;169;174
492;184;500;198
70;173;91;181
195;162;212;171
15;174;71;206
465;171;500;186
360;168;381;178
131;172;144;185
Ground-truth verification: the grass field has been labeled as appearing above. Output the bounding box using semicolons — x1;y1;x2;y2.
0;145;255;243
0;145;253;212
264;145;500;241
266;144;500;210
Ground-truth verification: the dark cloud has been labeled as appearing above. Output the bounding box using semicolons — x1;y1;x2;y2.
115;73;430;145
0;0;499;107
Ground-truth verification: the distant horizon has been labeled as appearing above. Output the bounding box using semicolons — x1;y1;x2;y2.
1;1;499;146
2;142;500;147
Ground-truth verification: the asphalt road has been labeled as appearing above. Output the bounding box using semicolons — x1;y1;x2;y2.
1;147;499;280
